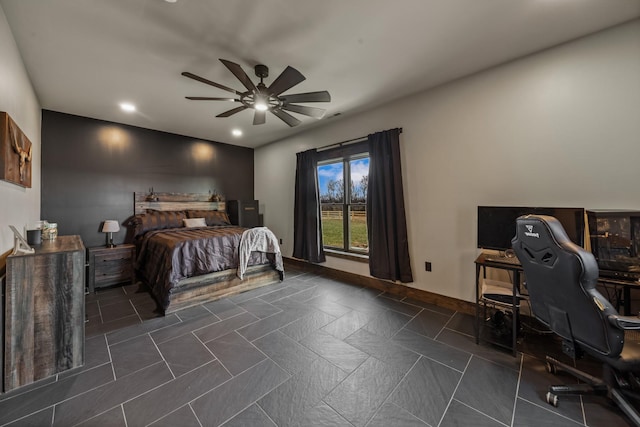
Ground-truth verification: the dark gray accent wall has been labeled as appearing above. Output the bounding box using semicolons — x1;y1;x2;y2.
41;110;254;248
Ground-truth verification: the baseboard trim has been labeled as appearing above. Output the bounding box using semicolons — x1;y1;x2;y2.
283;257;475;316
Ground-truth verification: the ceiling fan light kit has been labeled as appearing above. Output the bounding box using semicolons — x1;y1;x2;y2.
183;59;331;127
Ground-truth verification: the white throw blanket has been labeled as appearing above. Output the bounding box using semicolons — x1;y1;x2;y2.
237;227;284;280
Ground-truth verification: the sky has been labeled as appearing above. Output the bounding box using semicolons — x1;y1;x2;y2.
318;158;369;196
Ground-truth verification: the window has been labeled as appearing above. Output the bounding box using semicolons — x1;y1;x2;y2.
318;151;370;254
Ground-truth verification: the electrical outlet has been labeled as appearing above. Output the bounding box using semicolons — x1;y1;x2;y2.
279;238;283;244
425;261;432;272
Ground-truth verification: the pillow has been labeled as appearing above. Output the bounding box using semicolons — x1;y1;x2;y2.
183;217;207;228
186;210;231;226
129;210;187;237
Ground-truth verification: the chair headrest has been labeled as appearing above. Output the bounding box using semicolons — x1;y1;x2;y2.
515;214;572;250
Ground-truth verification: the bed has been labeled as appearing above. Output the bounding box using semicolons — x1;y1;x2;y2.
127;192;283;314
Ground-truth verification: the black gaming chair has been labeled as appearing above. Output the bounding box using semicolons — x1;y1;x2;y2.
512;214;640;425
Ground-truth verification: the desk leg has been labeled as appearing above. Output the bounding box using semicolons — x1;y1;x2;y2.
475;264;481;344
625;286;632;316
511;271;520;357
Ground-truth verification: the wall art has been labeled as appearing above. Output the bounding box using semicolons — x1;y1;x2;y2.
0;112;32;188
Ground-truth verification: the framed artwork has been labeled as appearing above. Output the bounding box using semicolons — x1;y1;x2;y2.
0;112;32;188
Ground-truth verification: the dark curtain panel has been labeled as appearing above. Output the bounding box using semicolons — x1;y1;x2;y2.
366;128;413;282
293;149;326;263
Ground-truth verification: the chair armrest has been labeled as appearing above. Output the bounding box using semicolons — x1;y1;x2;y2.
608;315;640;330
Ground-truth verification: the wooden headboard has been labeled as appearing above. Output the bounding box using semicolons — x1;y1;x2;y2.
134;192;225;214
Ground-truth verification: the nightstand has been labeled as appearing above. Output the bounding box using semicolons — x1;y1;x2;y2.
87;244;135;293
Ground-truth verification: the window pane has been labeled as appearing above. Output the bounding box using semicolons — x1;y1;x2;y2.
349;205;368;251
321;204;343;248
350;157;369;204
318;155;369;255
318;161;344;203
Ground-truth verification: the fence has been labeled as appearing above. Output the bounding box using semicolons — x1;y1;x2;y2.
321;211;366;220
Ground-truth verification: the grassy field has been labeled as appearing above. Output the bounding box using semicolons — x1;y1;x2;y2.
321;216;368;250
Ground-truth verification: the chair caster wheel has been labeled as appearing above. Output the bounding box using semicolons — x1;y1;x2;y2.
546;361;557;374
546;392;559;407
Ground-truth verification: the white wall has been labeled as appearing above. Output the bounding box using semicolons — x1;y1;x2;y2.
255;19;640;303
0;5;41;254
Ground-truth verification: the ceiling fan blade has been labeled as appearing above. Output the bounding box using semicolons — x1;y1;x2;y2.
253;110;266;125
280;91;331;103
271;108;301;127
182;72;241;95
282;104;327;119
216;105;248;118
186;96;239;101
267;66;306;96
219;59;257;92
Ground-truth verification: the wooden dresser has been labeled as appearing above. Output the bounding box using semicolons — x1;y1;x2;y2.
3;235;85;392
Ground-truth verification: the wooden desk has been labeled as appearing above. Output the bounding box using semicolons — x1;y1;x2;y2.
474;253;640;357
597;276;640;316
3;235;85;392
474;253;523;357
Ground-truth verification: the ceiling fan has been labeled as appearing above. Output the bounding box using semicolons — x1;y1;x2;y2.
182;59;331;127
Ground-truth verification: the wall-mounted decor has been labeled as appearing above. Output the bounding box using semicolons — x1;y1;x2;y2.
0;112;33;188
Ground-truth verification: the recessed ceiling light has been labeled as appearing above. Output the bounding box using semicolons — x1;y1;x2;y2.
164;0;177;3
119;102;136;112
231;129;242;137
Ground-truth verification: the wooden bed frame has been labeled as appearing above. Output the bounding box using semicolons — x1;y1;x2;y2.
132;191;281;314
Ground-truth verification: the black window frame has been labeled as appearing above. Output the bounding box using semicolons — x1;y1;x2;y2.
317;140;369;256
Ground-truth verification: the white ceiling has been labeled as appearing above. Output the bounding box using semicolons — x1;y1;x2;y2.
2;0;639;148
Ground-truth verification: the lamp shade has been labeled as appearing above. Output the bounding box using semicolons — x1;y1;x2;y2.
102;220;120;233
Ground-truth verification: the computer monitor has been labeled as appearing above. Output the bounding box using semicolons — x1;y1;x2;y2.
477;206;585;251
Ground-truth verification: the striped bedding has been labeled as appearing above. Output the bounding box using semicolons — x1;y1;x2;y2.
135;225;269;311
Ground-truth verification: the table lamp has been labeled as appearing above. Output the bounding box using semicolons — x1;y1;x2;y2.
102;220;120;248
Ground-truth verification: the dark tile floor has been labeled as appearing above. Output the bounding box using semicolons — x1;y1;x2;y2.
0;267;634;426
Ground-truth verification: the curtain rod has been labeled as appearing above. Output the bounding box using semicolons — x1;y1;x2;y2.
316;127;403;152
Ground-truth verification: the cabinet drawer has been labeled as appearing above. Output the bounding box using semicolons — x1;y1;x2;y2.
95;262;132;286
95;250;133;263
94;259;131;276
96;272;131;287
